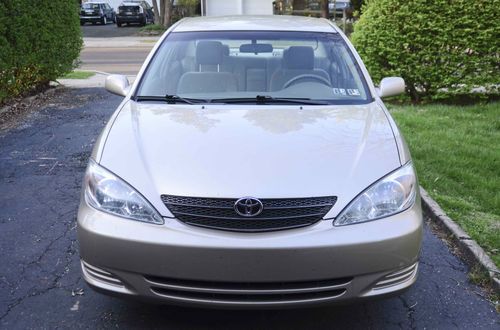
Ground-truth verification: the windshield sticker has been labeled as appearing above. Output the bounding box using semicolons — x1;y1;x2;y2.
332;88;347;96
333;88;360;96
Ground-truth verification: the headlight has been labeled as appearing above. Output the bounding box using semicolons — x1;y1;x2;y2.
335;162;417;226
84;159;163;224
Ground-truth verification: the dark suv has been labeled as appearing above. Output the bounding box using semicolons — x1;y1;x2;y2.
116;1;154;27
80;2;116;25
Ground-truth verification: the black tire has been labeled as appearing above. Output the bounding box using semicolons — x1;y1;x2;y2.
101;16;107;25
140;17;146;27
117;21;122;27
80;21;84;26
92;21;96;25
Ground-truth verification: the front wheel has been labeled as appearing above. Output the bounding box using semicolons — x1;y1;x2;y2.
101;16;107;25
116;21;122;27
80;21;84;26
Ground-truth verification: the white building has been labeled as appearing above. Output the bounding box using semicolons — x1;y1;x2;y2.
201;0;274;16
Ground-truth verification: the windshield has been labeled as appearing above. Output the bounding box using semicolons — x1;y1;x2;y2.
82;3;100;9
136;31;372;104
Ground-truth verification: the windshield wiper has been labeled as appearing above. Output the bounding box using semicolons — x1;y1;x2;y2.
135;95;206;104
209;95;329;105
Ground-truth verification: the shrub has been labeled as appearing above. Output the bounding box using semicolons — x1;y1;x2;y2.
351;0;499;102
0;0;82;104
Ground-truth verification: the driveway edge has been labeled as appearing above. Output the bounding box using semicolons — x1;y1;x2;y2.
0;86;59;117
420;187;500;293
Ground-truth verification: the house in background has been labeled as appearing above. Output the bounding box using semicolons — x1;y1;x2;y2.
201;0;274;16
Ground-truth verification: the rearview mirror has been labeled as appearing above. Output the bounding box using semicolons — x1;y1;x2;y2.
105;74;130;96
378;77;405;98
239;43;273;53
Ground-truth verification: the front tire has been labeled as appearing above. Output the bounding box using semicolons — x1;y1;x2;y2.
117;21;122;27
101;16;107;25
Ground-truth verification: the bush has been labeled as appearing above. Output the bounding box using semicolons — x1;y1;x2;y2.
0;0;82;104
351;0;499;102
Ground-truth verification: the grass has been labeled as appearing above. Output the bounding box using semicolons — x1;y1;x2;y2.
60;70;95;79
389;102;500;267
138;24;167;35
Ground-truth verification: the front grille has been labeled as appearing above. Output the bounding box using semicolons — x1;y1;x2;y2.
144;275;351;305
161;195;337;232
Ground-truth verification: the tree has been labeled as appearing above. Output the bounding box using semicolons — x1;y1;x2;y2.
152;0;174;27
321;0;329;18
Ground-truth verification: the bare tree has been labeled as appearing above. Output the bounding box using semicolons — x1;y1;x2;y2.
321;0;330;18
152;0;160;25
163;0;174;28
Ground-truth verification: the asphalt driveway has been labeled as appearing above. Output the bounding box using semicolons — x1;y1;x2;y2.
0;87;498;329
81;23;142;38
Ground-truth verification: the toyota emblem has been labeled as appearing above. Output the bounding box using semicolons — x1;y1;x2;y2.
234;197;264;217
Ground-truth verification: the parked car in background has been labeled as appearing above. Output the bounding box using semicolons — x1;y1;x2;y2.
80;2;116;25
116;1;154;27
329;0;353;18
78;16;423;307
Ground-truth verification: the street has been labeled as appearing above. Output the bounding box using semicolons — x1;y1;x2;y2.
0;87;498;329
79;24;155;75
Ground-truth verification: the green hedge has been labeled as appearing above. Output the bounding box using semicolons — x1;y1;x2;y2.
0;0;82;104
351;0;499;102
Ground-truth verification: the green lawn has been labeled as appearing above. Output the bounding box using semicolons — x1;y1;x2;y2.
60;70;95;79
389;102;500;267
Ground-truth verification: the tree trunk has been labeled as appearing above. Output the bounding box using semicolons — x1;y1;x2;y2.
163;0;173;28
321;0;329;18
152;0;160;25
159;0;165;26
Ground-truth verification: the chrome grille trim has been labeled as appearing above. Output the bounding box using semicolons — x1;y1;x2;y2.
373;263;418;290
161;195;337;232
81;261;124;287
149;287;347;305
144;275;352;295
145;275;350;305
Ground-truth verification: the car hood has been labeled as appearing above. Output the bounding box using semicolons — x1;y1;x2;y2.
100;101;401;218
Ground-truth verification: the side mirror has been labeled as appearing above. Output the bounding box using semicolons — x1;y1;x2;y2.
378;77;405;98
105;75;130;96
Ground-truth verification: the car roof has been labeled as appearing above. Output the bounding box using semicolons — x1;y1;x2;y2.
173;15;338;33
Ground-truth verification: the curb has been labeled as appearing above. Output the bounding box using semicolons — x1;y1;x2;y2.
420;187;500;293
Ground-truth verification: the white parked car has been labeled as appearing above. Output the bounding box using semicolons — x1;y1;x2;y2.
78;15;423;307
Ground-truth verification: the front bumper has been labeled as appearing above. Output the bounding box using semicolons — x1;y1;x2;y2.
77;200;423;307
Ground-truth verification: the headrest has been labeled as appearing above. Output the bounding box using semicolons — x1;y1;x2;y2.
283;46;314;70
222;44;230;56
196;41;224;65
